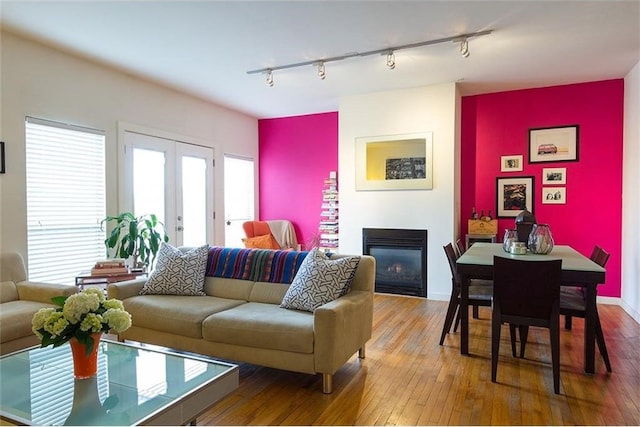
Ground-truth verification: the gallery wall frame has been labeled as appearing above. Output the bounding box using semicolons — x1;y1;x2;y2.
500;155;523;172
0;141;5;174
542;167;566;184
355;132;433;191
496;176;534;218
542;187;566;204
528;124;579;163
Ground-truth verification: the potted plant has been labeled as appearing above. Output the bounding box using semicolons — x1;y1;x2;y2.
101;212;169;270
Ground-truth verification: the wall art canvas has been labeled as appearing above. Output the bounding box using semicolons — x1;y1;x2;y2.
542;187;566;204
496;176;534;218
529;125;579;163
355;132;433;191
500;155;523;172
542;167;566;184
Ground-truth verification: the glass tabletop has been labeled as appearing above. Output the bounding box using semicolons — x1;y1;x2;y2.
0;339;237;426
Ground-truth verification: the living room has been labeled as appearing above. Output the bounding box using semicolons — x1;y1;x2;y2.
1;1;639;424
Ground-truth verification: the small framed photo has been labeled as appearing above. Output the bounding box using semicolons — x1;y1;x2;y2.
542;187;566;204
500;155;523;172
496;176;535;218
542;167;566;184
529;125;579;163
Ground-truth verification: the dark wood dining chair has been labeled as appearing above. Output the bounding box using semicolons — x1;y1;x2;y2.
455;238;465;257
560;245;612;372
439;243;492;345
491;256;562;394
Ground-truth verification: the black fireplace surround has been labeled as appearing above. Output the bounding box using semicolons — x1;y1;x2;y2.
362;228;427;298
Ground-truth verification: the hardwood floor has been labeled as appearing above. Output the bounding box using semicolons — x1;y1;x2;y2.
199;294;640;426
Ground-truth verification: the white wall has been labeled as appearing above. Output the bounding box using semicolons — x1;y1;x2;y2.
339;83;459;300
622;61;640;322
0;31;258;260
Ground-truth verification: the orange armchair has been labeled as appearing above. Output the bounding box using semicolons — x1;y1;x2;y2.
242;220;299;250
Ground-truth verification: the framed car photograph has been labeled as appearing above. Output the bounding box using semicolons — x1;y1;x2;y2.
542;167;566;184
528;125;579;163
496;176;534;218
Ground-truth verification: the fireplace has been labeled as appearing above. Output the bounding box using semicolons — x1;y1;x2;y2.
362;228;427;298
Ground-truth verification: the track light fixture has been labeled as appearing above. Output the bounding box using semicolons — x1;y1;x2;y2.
316;62;326;80
386;50;396;69
459;38;470;58
247;29;492;82
265;69;274;87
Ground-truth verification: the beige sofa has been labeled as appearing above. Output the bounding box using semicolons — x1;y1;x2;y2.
0;252;77;355
107;248;375;393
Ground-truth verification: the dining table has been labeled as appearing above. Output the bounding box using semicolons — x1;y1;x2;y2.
456;242;606;374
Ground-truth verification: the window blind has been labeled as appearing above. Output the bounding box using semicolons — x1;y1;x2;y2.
25;117;106;285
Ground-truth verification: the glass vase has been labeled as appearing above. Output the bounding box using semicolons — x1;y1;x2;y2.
502;229;518;253
527;224;554;254
69;333;102;379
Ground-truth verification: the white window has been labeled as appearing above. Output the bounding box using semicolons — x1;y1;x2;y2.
25;117;106;285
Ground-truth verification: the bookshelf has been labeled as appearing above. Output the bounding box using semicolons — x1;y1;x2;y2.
319;171;339;253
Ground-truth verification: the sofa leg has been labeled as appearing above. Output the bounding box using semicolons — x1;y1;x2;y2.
322;373;333;394
358;345;366;359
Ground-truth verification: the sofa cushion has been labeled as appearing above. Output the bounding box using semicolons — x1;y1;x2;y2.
204;277;254;300
202;302;314;353
0;300;56;343
123;295;245;338
0;281;18;303
280;248;360;312
248;281;290;304
140;244;208;296
242;234;280;249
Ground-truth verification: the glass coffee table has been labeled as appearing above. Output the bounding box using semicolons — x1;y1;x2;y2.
0;339;238;425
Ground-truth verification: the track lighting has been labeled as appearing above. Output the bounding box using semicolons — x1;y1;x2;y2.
459;38;470;58
265;69;274;87
247;29;491;82
316;62;326;80
386;50;396;69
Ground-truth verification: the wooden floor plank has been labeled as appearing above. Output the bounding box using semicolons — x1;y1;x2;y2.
199;294;640;425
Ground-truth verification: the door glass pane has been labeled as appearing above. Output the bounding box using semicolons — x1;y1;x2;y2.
181;156;207;246
133;148;165;224
224;156;254;247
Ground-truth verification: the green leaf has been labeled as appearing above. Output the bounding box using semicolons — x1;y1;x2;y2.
51;295;67;306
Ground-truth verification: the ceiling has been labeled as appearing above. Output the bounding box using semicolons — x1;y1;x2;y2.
1;1;638;119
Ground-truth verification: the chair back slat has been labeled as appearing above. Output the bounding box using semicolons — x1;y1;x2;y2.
443;243;460;290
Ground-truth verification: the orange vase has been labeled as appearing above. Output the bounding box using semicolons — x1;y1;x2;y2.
69;333;102;379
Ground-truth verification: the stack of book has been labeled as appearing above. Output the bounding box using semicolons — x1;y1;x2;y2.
90;259;128;276
319;173;339;252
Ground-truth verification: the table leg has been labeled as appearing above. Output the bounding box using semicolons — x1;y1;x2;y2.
460;273;469;355
583;284;596;374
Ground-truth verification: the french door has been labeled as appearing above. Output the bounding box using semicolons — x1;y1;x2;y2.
121;130;214;247
224;155;255;247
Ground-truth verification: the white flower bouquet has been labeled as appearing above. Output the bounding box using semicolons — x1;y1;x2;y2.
32;288;131;355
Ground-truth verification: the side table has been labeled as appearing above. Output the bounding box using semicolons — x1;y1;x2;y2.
75;270;148;291
465;233;496;250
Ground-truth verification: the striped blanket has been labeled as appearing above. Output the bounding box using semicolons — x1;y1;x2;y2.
205;247;309;284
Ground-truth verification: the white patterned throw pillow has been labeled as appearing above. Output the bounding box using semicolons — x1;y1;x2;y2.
140;243;209;296
280;248;360;312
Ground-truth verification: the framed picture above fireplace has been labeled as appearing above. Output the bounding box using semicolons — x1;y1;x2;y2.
355;132;433;191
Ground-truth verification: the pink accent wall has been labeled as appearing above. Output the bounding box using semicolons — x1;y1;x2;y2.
258;112;338;249
461;80;624;297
